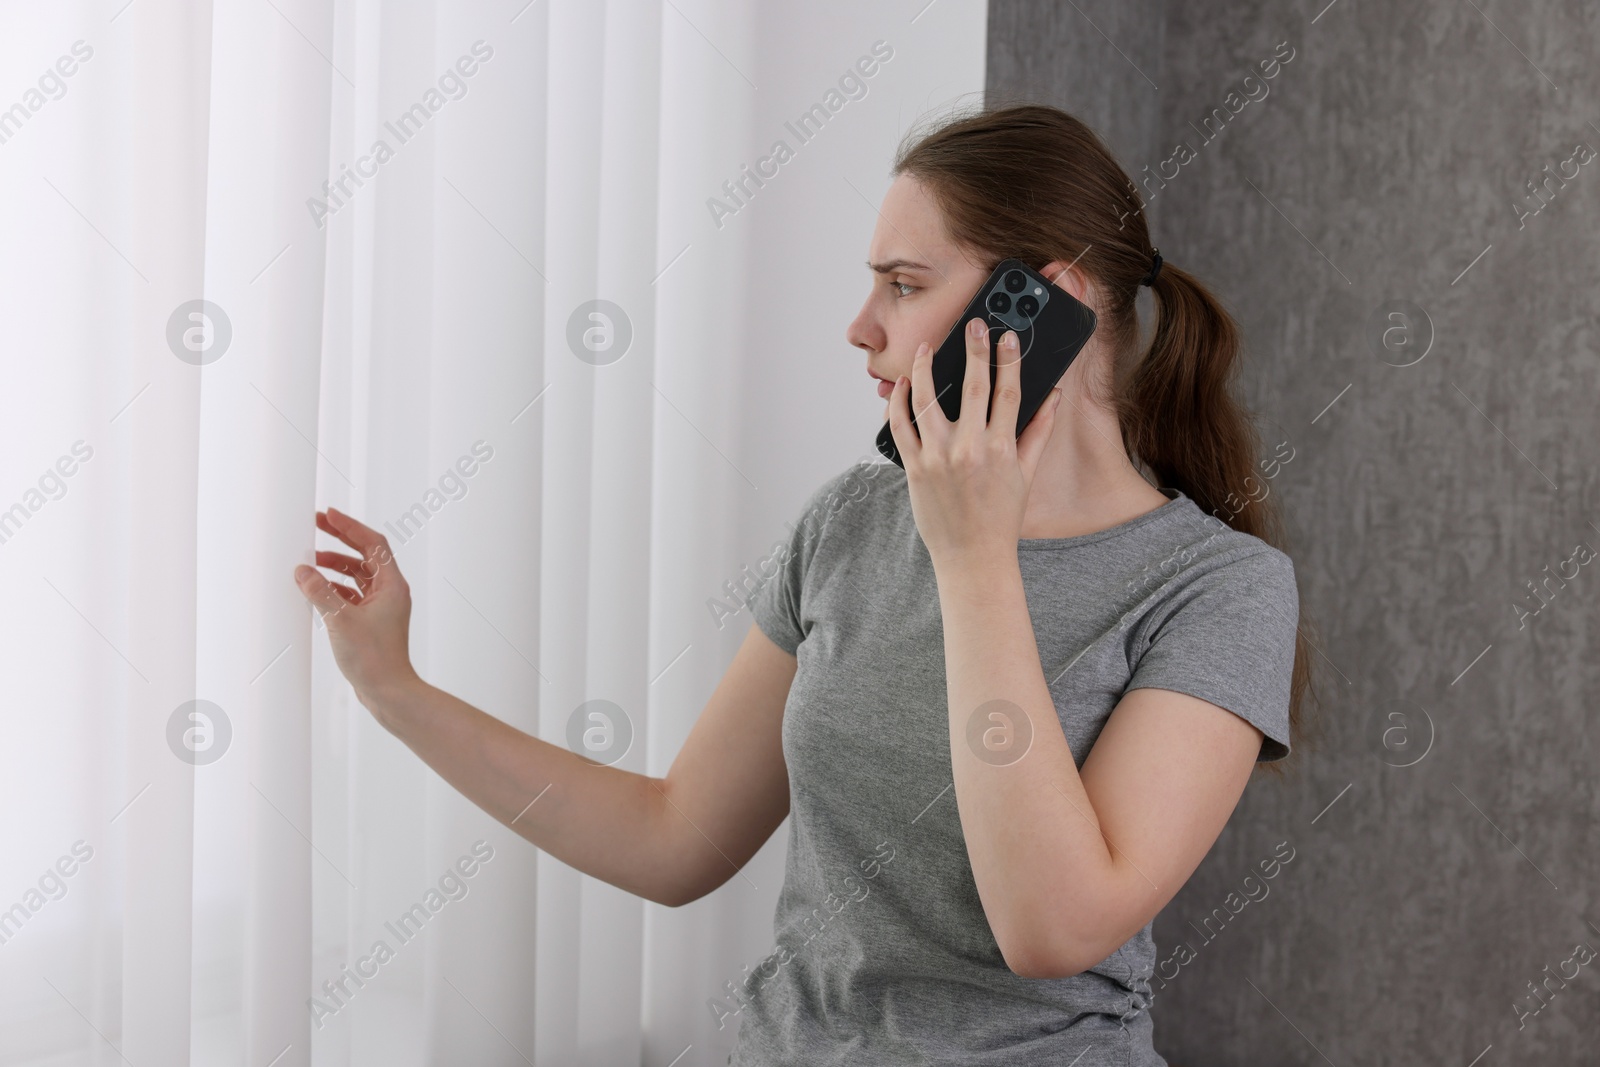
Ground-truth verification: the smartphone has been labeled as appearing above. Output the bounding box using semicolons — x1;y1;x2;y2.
875;258;1097;468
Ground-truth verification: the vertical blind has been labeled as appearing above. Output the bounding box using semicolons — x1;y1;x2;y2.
0;1;985;1064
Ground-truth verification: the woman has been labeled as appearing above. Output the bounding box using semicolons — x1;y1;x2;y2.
294;103;1314;1066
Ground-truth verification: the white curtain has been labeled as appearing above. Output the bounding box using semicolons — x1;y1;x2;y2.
0;1;985;1064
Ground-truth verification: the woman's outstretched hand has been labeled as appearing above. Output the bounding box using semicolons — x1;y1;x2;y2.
293;507;420;707
886;317;1063;570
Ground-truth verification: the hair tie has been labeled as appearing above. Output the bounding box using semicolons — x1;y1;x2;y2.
1140;248;1163;287
1139;248;1163;287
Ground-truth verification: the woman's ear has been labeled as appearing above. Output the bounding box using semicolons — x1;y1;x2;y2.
1041;259;1089;302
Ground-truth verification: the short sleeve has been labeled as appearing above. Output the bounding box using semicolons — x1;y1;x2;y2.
747;462;875;655
748;513;809;655
1125;547;1299;762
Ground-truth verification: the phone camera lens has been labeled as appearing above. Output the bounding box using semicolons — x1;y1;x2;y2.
987;291;1012;314
1017;295;1039;317
1003;271;1027;294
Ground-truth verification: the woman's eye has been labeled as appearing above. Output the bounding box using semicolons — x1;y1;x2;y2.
892;281;916;297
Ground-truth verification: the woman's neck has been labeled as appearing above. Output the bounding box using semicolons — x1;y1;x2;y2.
1017;389;1170;540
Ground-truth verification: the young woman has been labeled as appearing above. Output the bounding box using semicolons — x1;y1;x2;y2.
294;103;1313;1066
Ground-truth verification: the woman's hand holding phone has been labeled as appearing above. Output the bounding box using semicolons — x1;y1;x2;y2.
875;259;1095;469
886;317;1063;571
293;508;421;716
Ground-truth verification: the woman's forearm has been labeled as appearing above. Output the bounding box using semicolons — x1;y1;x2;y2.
361;676;690;906
935;556;1120;975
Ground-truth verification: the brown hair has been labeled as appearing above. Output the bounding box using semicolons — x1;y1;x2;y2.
893;102;1318;775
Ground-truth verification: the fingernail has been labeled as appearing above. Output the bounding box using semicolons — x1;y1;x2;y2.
969;319;984;338
1003;331;1018;350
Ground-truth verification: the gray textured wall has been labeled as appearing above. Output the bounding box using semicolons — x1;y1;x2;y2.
989;1;1600;1063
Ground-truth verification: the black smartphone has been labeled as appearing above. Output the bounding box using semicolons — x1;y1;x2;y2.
875;258;1097;468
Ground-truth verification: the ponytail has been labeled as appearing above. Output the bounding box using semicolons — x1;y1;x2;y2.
1120;262;1278;544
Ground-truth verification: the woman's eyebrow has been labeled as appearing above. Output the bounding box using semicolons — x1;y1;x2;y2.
867;258;933;274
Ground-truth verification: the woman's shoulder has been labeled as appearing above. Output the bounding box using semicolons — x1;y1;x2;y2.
1153;495;1296;573
792;456;904;530
1110;496;1299;625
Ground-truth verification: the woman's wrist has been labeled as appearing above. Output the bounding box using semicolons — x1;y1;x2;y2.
931;549;1021;592
356;668;427;730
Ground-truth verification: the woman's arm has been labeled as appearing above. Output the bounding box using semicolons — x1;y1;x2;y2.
296;508;795;909
934;559;1261;978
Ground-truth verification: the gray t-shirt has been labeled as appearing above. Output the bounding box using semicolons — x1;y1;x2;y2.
725;458;1298;1066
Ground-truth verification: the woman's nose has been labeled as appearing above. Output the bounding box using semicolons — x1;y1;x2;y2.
846;306;882;353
